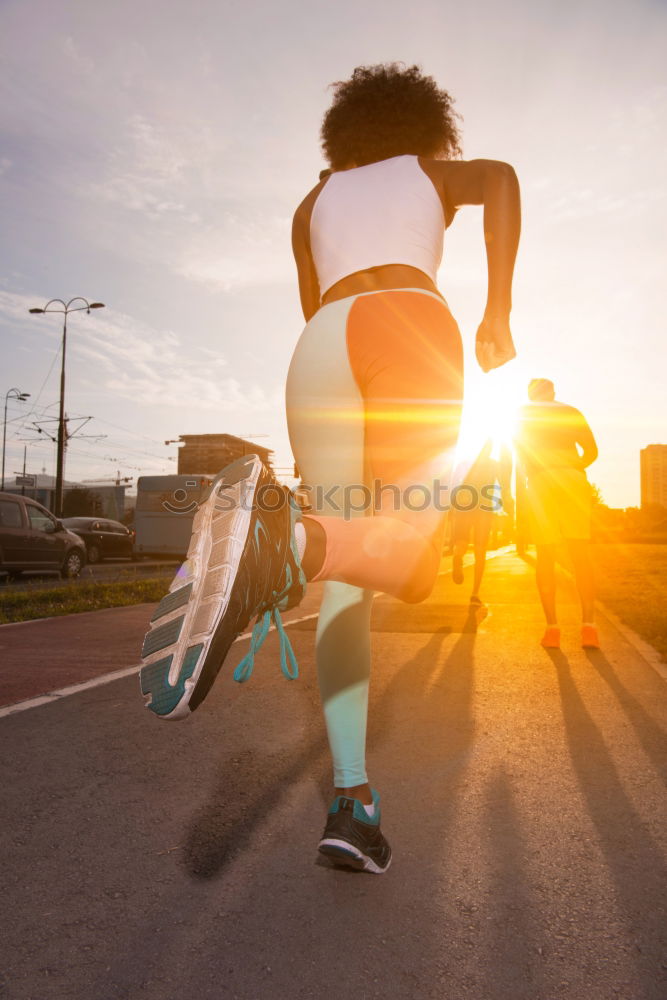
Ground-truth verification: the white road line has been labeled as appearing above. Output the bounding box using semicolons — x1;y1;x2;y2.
0;611;321;720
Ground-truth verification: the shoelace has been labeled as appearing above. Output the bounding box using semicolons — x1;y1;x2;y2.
233;604;299;683
233;503;305;685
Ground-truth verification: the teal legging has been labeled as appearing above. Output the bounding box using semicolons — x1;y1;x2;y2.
315;583;373;786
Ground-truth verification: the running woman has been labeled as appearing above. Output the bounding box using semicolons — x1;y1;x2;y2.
139;64;521;873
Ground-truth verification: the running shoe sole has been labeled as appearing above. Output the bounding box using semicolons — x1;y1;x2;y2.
318;838;392;875
139;454;263;720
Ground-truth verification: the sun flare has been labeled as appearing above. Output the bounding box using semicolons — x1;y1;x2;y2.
453;364;526;481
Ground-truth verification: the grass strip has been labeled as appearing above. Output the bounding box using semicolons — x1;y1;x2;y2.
591;543;667;663
0;578;170;625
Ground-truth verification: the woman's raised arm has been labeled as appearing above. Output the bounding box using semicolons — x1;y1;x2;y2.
441;158;521;371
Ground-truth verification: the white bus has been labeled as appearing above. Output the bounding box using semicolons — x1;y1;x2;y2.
134;474;214;558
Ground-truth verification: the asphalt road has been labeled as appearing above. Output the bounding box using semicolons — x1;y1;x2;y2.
1;553;666;1000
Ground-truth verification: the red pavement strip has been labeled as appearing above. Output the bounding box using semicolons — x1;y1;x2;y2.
0;603;321;714
0;604;155;708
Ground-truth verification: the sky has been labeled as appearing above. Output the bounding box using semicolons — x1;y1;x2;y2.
1;0;665;507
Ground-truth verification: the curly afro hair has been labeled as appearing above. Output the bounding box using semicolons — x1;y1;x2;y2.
321;63;462;170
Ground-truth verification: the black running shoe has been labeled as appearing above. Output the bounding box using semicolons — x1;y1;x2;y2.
318;789;392;874
139;454;306;720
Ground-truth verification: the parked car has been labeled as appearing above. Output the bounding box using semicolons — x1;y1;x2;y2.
0;492;86;580
61;516;135;563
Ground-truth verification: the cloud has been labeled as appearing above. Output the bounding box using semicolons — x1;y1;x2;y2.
61;34;95;76
88;108;297;290
175;212;294;290
89;114;202;222
546;185;666;224
105;370;269;411
80;309;274;411
0;292;275;414
0;289;45;320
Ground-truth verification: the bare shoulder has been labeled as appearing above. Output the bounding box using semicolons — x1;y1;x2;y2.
420;157;517;219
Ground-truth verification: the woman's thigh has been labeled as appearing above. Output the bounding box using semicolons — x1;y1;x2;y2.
286;296;367;517
346;290;464;539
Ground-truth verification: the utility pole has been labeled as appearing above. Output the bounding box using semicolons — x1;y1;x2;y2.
2;388;30;490
29;298;105;516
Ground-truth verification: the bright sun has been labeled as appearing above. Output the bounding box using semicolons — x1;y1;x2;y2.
453;363;526;479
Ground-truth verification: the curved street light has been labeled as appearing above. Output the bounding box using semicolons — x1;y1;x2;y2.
28;297;105;516
2;387;31;490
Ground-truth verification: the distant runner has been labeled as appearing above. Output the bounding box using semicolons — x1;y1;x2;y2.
515;378;599;649
451;439;513;607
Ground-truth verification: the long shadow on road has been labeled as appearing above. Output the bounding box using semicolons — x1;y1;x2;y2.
481;766;547;1000
182;604;480;880
549;649;667;1000
98;604;489;999
183;612;462;879
584;648;667;789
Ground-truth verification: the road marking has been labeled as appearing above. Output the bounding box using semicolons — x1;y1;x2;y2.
0;611;321;720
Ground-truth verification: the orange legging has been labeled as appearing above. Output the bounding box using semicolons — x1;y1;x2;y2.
286;289;463;787
287;289;463;602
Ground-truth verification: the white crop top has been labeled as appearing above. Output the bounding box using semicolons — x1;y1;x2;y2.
309;155;445;296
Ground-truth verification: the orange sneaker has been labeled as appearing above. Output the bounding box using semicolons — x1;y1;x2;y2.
541;626;561;649
581;624;600;649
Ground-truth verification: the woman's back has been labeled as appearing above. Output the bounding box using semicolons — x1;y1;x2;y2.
309;155;445;297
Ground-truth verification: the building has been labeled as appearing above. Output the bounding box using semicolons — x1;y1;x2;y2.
176;434;273;475
2;474;128;519
640;445;667;509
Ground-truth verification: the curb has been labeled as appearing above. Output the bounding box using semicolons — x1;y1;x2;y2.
594;602;667;683
0;601;158;629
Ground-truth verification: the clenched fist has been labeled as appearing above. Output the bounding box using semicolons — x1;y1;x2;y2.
475;315;516;372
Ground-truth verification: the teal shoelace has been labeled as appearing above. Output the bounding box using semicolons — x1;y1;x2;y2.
233;502;305;684
233;604;299;683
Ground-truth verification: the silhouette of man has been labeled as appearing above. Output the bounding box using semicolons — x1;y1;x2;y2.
515;378;599;649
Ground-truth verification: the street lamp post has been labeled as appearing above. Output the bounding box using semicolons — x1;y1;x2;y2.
28;298;105;516
2;387;31;490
